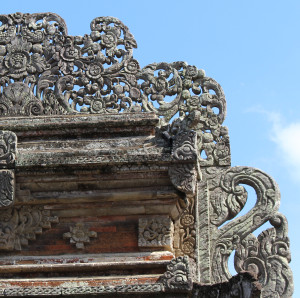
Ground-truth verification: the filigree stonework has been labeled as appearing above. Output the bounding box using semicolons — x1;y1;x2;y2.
234;213;293;298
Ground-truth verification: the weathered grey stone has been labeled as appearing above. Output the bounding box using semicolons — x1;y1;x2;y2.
0;12;292;298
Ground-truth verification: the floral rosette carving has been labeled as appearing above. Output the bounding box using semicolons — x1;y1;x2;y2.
63;223;97;249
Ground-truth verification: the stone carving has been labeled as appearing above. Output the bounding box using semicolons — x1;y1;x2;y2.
0;130;17;167
234;212;293;298
0;12;293;297
1;284;164;296
194;166;292;297
161;255;192;292
0;12;229;166
169;130;198;194
174;194;196;259
0;170;14;207
0;206;58;250
209;167;281;284
63;223;97;249
138;216;173;250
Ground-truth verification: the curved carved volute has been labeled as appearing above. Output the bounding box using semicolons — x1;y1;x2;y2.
210;167;281;282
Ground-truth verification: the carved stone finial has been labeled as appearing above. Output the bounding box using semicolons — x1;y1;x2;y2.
63;223;97;249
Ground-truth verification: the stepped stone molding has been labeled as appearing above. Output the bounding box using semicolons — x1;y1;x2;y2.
0;205;58;251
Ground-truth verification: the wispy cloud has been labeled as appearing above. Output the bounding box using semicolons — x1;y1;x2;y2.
249;106;300;182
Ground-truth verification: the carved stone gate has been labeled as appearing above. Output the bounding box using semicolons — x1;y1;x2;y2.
0;12;293;297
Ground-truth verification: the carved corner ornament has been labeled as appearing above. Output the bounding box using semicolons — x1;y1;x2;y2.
161;256;193;292
63;223;97;249
196;166;294;297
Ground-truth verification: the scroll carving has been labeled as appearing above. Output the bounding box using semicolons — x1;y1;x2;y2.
210;167;281;283
174;194;196;259
0;131;17;167
200;166;293;296
0;170;14;207
0;206;58;251
0;12;293;297
234;213;293;298
0;12;229;166
169;130;197;194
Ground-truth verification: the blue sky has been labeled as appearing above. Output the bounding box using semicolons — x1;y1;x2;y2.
1;0;299;294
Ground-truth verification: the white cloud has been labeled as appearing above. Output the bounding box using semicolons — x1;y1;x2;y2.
257;109;300;182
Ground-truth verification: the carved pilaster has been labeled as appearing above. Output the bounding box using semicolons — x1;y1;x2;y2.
0;130;16;167
0;170;14;207
0;131;16;208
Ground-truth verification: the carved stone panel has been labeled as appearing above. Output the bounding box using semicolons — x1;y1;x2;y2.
0;170;14;207
0;131;17;167
138;216;173;251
